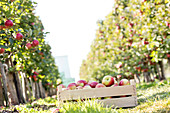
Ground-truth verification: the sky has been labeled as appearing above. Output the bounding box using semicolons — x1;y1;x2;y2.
35;0;114;81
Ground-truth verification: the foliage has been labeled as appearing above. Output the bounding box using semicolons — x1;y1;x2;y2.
0;0;60;88
79;0;170;82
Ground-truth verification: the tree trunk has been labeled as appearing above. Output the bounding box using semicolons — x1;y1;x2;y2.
156;64;162;80
135;73;140;83
35;82;40;99
31;81;36;99
10;58;25;104
143;72;151;83
14;72;26;104
21;72;27;102
7;72;19;105
168;58;170;66
0;62;9;106
25;77;32;101
158;61;166;80
39;82;45;98
0;75;4;106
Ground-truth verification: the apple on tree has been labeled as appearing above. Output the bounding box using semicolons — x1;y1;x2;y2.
0;25;6;30
32;75;37;81
16;33;23;40
102;75;114;87
33;71;39;75
5;20;13;28
0;48;5;54
167;54;170;58
32;40;39;47
26;43;32;49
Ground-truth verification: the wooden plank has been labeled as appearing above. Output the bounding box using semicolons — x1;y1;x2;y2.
97;96;137;108
60;85;135;101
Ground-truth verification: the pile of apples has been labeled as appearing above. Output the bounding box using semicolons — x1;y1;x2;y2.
58;75;130;90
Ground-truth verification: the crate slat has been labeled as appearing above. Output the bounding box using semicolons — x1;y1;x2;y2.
97;96;137;108
60;85;136;101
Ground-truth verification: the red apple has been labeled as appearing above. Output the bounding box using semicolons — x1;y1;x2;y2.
77;80;87;87
167;54;170;58
128;23;134;28
102;75;114;87
88;81;98;88
111;80;118;87
119;79;129;86
0;25;6;30
16;33;23;40
143;41;149;45
95;83;106;88
5;20;13;27
62;88;69;91
166;21;170;27
116;25;120;30
32;40;39;47
117;75;121;79
31;23;35;25
26;43;32;49
33;71;39;75
32;75;37;81
143;68;148;72
59;84;65;88
77;86;83;89
83;84;91;89
52;108;60;113
0;48;5;54
67;83;77;90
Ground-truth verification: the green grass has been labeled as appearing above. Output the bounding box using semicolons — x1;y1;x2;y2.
0;78;169;113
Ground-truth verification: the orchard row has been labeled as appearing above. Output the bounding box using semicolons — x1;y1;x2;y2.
80;0;170;83
0;0;60;106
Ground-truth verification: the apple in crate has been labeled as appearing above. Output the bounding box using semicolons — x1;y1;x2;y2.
95;83;106;88
88;81;98;88
77;80;87;87
57;84;66;91
111;80;119;87
102;75;114;87
83;84;92;89
77;86;83;89
67;83;77;90
119;79;129;86
59;84;66;88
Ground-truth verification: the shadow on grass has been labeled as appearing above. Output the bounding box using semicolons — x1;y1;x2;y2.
136;83;157;91
137;91;170;104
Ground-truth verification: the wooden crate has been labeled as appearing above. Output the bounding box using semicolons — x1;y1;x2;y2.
57;79;137;108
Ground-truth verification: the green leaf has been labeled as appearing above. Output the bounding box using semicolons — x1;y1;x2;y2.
0;45;8;48
9;38;14;45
